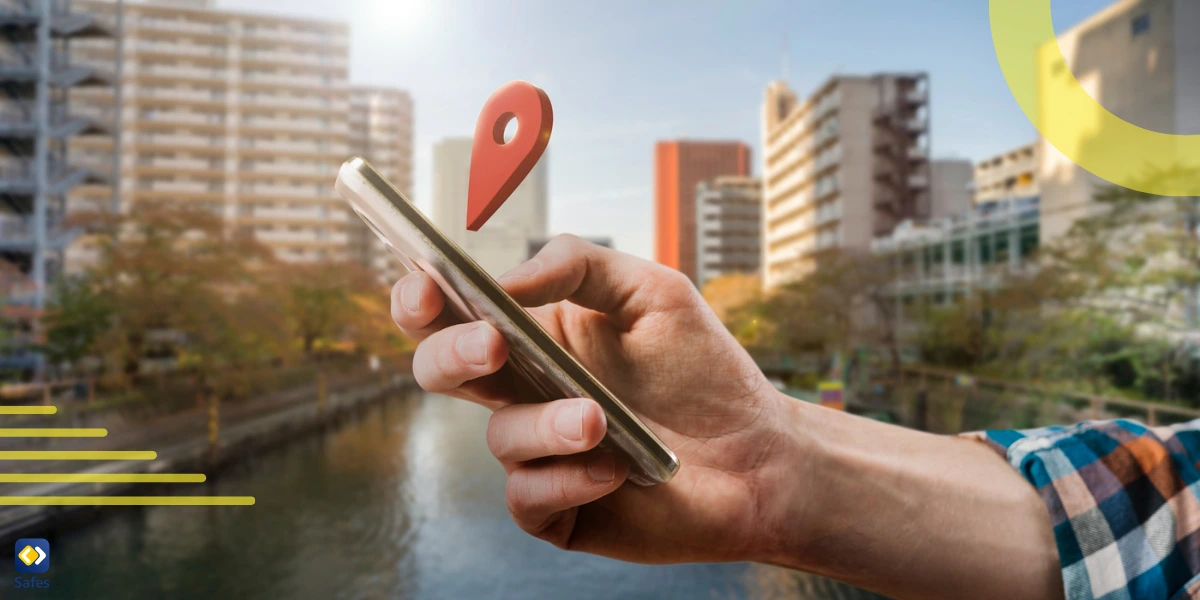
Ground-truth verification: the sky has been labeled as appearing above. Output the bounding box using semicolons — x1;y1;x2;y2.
218;0;1118;260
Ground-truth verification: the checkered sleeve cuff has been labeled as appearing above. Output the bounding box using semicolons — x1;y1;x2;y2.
977;420;1200;600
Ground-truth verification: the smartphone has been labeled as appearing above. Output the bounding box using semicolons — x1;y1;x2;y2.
335;157;679;486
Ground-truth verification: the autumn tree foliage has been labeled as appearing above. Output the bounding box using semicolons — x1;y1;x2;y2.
39;201;404;392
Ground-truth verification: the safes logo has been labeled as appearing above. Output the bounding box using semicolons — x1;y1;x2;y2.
14;539;49;573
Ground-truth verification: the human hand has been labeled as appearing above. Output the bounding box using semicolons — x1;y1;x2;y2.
390;235;802;564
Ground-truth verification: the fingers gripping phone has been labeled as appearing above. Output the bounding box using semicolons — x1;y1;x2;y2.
335;157;679;486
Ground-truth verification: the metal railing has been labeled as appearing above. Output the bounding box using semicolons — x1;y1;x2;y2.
893;365;1200;427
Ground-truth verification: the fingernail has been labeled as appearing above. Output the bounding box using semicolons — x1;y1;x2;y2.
587;453;615;483
456;324;490;366
400;278;421;312
555;402;584;441
499;259;542;282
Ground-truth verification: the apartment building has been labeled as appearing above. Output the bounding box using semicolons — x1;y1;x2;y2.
654;140;750;283
431;137;547;278
760;74;931;289
349;86;413;281
974;142;1038;205
65;0;411;273
1038;0;1200;243
694;176;761;291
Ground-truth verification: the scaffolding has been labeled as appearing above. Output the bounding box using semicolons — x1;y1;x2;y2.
0;0;118;378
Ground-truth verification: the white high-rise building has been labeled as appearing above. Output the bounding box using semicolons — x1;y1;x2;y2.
66;0;412;276
432;138;547;277
695;176;762;291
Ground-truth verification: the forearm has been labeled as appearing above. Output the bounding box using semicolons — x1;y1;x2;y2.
758;397;1063;600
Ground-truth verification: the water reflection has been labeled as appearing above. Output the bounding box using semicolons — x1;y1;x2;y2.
45;392;886;600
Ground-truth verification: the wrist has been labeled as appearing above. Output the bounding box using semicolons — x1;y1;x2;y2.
744;393;831;568
745;397;1063;600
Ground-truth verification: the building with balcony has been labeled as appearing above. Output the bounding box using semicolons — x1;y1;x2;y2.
1038;0;1200;244
654;140;750;283
694;176;761;291
760;74;932;290
974;142;1038;205
0;0;117;376
432;137;547;278
65;0;411;272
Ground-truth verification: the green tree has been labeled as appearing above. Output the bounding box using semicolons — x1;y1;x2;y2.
39;274;115;373
731;250;903;370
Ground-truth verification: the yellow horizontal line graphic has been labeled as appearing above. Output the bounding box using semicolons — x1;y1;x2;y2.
0;428;108;437
0;451;157;460
0;496;255;506
0;406;57;415
0;473;206;483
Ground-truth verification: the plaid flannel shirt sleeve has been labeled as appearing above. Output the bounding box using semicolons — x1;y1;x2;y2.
975;420;1200;600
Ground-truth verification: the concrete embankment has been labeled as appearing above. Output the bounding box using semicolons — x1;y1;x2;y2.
0;371;417;540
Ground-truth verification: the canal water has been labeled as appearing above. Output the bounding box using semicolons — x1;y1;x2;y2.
42;392;886;599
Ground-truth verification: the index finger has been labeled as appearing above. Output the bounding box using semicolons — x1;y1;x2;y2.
390;271;456;340
496;234;698;331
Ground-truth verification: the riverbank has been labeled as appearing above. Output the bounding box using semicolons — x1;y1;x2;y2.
0;369;417;540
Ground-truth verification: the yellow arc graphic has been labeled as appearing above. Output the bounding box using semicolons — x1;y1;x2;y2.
990;0;1200;196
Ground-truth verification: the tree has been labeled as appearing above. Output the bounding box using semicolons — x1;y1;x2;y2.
701;272;761;324
276;261;363;357
66;201;281;386
1031;167;1200;400
731;250;904;371
39;274;115;373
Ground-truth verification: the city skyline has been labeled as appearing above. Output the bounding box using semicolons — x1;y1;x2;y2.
217;0;1119;261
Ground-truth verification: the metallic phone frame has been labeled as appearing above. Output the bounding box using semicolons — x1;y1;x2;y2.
334;157;679;485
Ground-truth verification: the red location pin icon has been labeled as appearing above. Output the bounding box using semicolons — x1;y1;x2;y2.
466;81;553;231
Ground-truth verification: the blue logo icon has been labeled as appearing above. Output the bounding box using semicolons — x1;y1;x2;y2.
14;539;49;573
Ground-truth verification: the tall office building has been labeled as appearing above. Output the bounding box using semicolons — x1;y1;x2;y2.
760;74;931;289
694;176;761;291
66;0;411;273
349;86;413;281
654;140;750;282
432;137;547;277
1038;0;1200;243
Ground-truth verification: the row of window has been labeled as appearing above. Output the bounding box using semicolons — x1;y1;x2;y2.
136;132;341;150
890;224;1039;270
137;16;339;41
135;178;331;194
139;61;336;84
